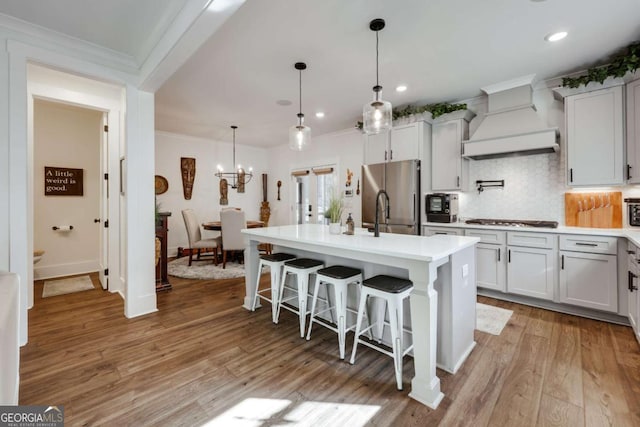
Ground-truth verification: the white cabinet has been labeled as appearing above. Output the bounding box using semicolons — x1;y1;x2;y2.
423;226;463;236
465;229;506;292
626;78;640;183
627;242;640;343
432;111;474;191
565;85;625;186
506;231;556;300
363;121;430;165
559;235;618;313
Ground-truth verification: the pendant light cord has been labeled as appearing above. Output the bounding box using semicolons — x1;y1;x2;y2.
232;127;237;186
376;30;380;88
298;69;303;126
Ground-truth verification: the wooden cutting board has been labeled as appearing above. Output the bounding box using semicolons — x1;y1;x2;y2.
564;192;622;228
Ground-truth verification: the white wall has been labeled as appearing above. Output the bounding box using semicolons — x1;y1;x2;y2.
267;128;365;228
33;100;102;279
155;131;269;255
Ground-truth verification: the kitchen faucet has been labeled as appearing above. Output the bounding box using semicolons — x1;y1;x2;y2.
374;189;390;237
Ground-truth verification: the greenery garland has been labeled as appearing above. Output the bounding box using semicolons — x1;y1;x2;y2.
562;41;640;88
356;102;467;130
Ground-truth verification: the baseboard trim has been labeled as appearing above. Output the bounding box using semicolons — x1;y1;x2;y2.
478;288;630;326
34;261;99;280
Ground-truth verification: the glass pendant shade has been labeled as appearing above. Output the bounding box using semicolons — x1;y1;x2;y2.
363;91;392;135
288;124;311;151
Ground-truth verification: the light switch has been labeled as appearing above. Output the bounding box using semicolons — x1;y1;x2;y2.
462;264;469;277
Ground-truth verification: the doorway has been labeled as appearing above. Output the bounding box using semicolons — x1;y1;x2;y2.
32;99;106;289
292;165;338;225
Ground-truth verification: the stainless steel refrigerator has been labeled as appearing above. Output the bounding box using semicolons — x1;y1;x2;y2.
361;159;420;235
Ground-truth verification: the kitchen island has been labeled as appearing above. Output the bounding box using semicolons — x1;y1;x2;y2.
241;224;479;409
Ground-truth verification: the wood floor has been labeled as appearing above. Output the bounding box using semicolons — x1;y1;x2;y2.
21;273;640;426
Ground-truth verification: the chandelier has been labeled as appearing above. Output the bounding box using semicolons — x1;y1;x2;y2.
215;125;253;189
363;18;392;135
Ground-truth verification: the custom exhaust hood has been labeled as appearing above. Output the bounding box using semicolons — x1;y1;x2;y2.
462;74;559;160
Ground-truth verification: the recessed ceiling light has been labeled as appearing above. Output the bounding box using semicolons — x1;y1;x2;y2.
276;99;292;106
315;112;325;118
545;31;568;42
396;85;408;92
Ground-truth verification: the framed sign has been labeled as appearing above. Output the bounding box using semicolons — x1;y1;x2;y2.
44;166;83;196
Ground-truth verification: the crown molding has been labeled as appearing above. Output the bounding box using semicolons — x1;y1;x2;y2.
0;13;139;75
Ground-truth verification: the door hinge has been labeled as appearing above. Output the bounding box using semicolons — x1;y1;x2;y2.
104;125;109;132
104;173;108;180
104;220;109;228
104;268;109;276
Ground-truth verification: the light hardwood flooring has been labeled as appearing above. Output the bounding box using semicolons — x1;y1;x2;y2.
21;272;640;426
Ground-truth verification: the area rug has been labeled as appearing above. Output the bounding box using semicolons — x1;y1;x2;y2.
168;257;254;280
476;302;513;335
43;275;94;298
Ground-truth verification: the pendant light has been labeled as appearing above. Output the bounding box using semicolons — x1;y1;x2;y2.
363;18;392;135
289;62;311;151
215;125;253;190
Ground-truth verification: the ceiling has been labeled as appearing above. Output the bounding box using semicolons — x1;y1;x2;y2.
1;0;639;148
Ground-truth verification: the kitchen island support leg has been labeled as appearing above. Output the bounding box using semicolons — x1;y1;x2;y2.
243;238;260;310
408;258;446;409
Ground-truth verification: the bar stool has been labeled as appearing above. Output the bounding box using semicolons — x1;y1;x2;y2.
305;265;364;359
277;258;325;337
349;275;414;390
251;252;297;323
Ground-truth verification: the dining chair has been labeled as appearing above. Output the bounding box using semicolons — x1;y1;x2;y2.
181;209;222;266
220;208;247;268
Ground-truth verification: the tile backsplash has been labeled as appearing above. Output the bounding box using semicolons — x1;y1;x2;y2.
460;151;567;222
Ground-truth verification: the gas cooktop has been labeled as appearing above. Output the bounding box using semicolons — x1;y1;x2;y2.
465;218;559;228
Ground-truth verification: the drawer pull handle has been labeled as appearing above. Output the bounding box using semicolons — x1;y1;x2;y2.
435;232;446;235
629;271;638;291
628;250;636;255
575;242;598;247
561;254;564;270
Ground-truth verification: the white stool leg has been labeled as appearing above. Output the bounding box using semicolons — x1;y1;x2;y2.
297;271;311;338
335;280;348;359
275;267;289;324
388;297;403;390
349;290;369;364
269;262;282;323
305;274;322;341
251;259;263;311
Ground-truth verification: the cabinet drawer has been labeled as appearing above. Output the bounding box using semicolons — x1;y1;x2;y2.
507;231;556;249
465;229;506;245
559;235;617;255
423;226;463;236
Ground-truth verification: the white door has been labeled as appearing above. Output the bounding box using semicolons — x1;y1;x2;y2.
507;246;555;300
98;114;109;289
629;262;640;338
363;132;389;164
390;122;421;162
476;243;506;292
292;166;338;225
559;251;618;312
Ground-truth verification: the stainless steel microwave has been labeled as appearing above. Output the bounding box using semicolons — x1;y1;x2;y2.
426;193;458;223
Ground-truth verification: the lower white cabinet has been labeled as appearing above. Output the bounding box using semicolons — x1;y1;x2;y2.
558;234;618;313
627;242;640;342
476;243;507;292
423;226;464;236
559;251;618;312
507;246;556;300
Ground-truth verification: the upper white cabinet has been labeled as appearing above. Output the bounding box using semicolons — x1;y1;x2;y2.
565;85;625;186
431;110;475;191
363;121;430;164
626;78;640;184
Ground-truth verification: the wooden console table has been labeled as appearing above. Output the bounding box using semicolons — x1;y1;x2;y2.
155;212;172;291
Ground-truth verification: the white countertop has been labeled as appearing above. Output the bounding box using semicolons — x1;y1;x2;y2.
422;221;640;246
243;224;479;262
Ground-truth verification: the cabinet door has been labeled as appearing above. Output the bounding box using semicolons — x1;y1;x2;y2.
390;123;421;161
432;120;465;190
628;262;639;338
363;131;389;164
627;78;640;183
507;246;555;300
559;251;618;312
476;243;507;292
566;86;624;186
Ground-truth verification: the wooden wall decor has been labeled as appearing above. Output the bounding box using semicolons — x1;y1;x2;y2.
44;166;83;196
219;178;228;205
277;180;282;201
237;171;246;193
260;173;271;226
180;157;196;200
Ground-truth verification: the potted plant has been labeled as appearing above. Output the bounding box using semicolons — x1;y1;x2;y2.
324;194;344;234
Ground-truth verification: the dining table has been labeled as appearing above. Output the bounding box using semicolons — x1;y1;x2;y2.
202;220;264;231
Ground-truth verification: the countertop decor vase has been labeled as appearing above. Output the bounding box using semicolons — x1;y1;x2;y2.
329;222;341;234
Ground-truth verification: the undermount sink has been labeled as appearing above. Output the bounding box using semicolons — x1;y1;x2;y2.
465;218;559;228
